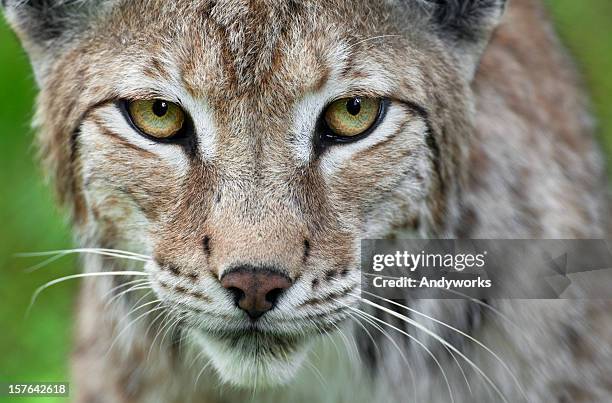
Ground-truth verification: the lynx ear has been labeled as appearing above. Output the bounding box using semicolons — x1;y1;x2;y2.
426;0;507;79
1;0;106;83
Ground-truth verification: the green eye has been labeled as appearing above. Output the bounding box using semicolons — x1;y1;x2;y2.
127;99;186;139
324;97;381;138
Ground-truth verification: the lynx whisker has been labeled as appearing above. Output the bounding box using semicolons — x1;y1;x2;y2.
103;278;151;300
345;310;382;358
27;270;149;315
448;344;473;396
344;305;417;403
173;323;194;355
108;301;164;354
346;308;419;399
359;297;510;403
157;311;186;355
124;298;164;320
188;345;213;393
107;284;153;310
194;360;214;390
188;339;210;371
148;312;175;359
104;280;153;307
110;283;156;321
320;326;343;362
21;253;74;273
17;247;151;259
18;248;151;272
361;291;526;401
304;358;330;392
354;299;471;395
145;309;178;365
439;288;527;339
330;322;361;367
115;290;154;322
362;273;523;334
339;301;455;403
145;308;168;338
107;302;165;355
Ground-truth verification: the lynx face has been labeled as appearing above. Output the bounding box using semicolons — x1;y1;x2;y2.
4;0;504;388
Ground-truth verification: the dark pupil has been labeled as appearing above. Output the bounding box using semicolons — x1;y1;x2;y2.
346;97;361;116
152;100;169;117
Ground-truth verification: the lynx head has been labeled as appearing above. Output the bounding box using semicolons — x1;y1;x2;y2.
3;0;505;388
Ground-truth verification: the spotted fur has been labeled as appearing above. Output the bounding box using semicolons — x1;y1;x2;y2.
3;0;611;402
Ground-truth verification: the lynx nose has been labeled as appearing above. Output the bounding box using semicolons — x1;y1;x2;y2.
221;266;292;320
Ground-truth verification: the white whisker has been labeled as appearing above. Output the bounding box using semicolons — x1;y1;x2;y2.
17;248;151;260
145;310;177;365
106;284;153;310
102;278;151;301
361;291;526;401
145;308;170;341
188;342;209;371
17;248;151;272
158;312;185;354
353;298;470;395
331;322;361;367
107;302;165;355
346;309;418;402
362;273;522;334
359;297;509;403
346;310;382;358
27;271;149;315
344;304;417;403
148;305;188;361
448;345;473;396
21;252;71;273
322;327;343;362
304;358;330;392
338;301;455;403
116;290;154;322
194;360;214;389
122;298;163;321
189;343;212;393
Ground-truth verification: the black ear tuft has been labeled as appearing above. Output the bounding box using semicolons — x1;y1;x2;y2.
429;0;507;42
2;0;106;82
419;0;507;79
2;0;90;43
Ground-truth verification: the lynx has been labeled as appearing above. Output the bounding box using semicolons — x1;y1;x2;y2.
4;0;612;402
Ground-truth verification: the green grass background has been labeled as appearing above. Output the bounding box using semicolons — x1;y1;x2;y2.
0;1;611;402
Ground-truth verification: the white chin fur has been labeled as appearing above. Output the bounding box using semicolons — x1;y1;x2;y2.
194;332;310;388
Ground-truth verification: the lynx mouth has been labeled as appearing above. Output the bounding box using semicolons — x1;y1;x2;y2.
192;329;312;387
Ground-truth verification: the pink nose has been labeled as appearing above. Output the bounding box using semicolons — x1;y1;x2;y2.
221;266;292;320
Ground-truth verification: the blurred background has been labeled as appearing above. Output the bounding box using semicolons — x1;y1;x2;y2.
0;1;611;402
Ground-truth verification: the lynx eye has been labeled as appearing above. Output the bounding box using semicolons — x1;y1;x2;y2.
127;99;186;139
323;97;382;139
